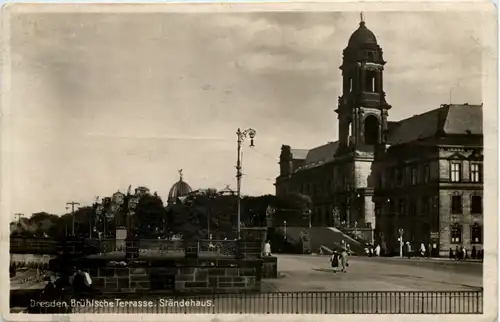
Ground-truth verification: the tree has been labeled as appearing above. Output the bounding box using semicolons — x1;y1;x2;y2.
134;194;167;238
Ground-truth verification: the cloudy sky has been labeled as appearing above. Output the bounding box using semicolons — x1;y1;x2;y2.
4;9;488;216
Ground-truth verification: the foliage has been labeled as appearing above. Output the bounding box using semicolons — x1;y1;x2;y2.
134;194;167;238
165;191;238;240
9;186;316;240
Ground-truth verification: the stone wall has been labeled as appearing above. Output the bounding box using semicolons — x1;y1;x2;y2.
85;259;262;294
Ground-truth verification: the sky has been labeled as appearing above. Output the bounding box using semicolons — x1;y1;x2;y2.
4;10;488;217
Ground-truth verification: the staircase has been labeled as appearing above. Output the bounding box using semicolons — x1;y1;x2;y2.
274;227;366;255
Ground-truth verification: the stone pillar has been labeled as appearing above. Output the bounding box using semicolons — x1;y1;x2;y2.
116;227;127;252
184;239;198;259
125;237;139;262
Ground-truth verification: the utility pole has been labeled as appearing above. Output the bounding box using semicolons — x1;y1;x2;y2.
14;213;24;223
66;201;80;236
236;128;256;240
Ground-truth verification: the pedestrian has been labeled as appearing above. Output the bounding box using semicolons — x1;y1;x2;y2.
340;247;349;273
406;242;412;259
462;246;466;260
449;248;454;259
364;244;370;257
375;244;381;257
419;243;426;258
369;246;374;257
346;244;351;255
427;243;432;258
455;246;460;261
471;246;477;259
264;240;272;256
330;251;340;272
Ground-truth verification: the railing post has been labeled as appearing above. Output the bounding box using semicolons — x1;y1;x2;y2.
184;238;198;259
236;239;244;259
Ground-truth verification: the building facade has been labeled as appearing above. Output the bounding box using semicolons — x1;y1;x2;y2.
275;18;483;256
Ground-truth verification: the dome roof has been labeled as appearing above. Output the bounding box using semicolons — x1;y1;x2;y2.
168;170;192;200
347;21;377;48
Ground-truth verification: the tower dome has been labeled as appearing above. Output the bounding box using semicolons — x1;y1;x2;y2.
168;169;192;201
347;16;377;48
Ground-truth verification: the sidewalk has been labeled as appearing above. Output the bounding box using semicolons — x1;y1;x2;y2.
358;256;483;267
381;256;482;263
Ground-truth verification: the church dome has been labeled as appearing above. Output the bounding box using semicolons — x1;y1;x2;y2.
347;21;377;48
168;170;192;201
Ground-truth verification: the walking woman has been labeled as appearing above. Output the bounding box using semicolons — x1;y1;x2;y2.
340;247;349;273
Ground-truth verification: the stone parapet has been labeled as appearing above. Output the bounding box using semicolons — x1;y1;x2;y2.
82;258;262;294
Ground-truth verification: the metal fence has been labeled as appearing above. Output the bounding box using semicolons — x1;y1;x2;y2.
23;291;483;314
197;239;238;257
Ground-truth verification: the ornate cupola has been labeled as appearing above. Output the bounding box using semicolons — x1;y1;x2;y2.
336;13;392;154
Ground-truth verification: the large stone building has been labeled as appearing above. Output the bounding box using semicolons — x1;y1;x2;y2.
274;18;483;256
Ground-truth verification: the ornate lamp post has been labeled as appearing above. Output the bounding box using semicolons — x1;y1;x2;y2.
236;128;256;239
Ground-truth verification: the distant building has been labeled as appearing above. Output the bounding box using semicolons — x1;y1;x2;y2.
134;186;151;197
275;18;483;256
167;170;193;204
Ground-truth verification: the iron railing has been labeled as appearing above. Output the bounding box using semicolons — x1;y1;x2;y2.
198;240;238;257
20;291;483;314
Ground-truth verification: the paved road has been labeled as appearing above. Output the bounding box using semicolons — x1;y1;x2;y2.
266;255;482;292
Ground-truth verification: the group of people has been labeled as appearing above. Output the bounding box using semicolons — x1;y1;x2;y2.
330;247;349;273
329;240;350;272
449;245;483;261
28;267;93;313
364;244;383;257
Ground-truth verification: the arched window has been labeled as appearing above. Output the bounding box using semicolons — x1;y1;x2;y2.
365;70;377;92
450;224;462;244
364;115;380;145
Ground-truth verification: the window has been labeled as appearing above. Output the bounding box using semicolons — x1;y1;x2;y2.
409;200;417;216
421;196;430;215
388;168;395;188
470;163;481;182
450;162;462;182
396;168;403;186
450;224;462;244
471;223;482;244
471;195;482;214
365;70;377;92
451;195;463;214
388;199;395;213
398;199;406;215
423;164;430;183
411;166;418;185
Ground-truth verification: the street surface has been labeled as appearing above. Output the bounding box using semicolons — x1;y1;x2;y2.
266;254;482;292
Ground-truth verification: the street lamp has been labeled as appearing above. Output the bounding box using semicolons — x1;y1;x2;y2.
236;128;256;239
398;228;404;258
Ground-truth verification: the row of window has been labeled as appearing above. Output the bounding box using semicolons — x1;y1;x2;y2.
383;161;482;188
451;194;482;214
344;70;381;94
387;195;482;215
450;162;482;183
384;164;430;188
450;223;482;244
